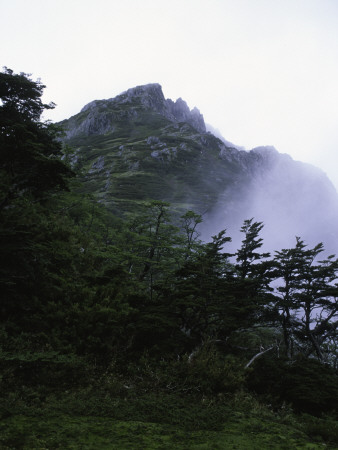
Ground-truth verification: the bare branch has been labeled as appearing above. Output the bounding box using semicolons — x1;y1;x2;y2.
245;346;274;369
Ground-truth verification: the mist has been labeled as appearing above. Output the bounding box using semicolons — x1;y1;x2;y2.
199;146;338;257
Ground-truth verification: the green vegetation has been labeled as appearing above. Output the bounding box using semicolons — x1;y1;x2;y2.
1;68;337;449
2;412;333;449
60;91;246;217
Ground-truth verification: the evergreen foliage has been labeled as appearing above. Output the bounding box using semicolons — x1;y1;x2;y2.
1;68;338;447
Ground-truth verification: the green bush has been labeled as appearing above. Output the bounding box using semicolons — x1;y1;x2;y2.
301;414;338;444
247;356;338;416
180;344;246;395
123;344;246;396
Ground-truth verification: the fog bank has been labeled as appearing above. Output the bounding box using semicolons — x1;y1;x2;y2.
200;147;338;256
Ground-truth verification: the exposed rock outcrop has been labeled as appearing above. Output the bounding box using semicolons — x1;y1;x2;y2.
61;84;206;139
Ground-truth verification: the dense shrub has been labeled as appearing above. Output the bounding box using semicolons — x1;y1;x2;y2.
247;356;338;416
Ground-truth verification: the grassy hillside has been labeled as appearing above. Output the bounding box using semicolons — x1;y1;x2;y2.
2;390;337;449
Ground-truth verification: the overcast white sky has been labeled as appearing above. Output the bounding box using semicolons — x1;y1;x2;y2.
2;0;338;188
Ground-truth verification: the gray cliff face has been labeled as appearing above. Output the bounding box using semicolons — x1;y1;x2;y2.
64;110;116;138
116;84;206;132
115;84;168;114
166;97;206;133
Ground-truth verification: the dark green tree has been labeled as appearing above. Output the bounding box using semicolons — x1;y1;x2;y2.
0;67;73;209
235;218;271;280
227;219;278;363
0;68;74;321
233;219;276;325
180;210;203;259
274;238;338;361
172;230;233;347
273;238;305;358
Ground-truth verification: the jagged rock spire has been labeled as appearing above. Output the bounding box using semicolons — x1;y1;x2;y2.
79;83;206;134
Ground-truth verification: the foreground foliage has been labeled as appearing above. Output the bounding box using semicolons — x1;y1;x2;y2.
1;382;338;449
2;413;334;449
1;68;338;448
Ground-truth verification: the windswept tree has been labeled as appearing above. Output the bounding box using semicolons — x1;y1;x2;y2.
274;238;338;361
226;219;278;363
233;219;276;325
180;210;203;259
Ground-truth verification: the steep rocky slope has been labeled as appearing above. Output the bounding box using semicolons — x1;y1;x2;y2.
60;84;246;215
59;84;338;252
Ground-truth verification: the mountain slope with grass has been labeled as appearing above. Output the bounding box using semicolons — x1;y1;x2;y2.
60;83;338;251
60;83;244;218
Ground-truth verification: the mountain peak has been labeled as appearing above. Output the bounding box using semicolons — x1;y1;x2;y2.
117;84;206;133
165;97;206;133
73;83;206;136
117;83;166;111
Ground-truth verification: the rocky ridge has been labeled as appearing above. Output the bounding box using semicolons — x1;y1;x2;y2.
59;84;338;253
63;84;206;139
